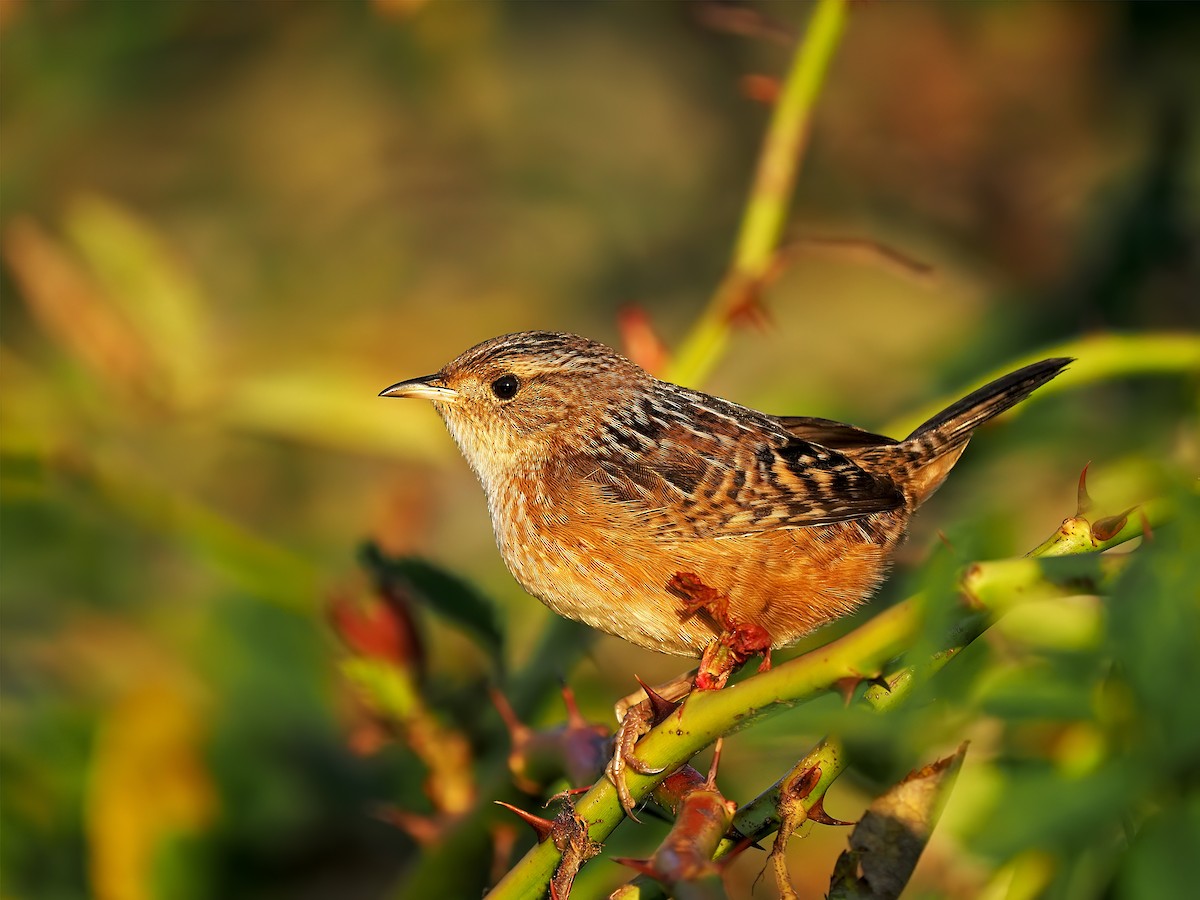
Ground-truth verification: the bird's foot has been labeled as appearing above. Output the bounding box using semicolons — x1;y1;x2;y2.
606;675;691;820
670;571;732;629
695;622;773;691
668;571;773;691
605;705;660;821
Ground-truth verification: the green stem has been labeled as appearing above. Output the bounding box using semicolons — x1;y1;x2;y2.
666;0;848;388
721;736;848;855
1028;495;1170;558
883;332;1200;438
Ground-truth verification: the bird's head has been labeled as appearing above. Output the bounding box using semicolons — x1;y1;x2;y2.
380;331;647;486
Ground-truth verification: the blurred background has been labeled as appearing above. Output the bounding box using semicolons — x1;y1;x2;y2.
2;1;1197;898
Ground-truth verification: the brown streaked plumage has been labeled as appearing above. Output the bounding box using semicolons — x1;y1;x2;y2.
381;331;1069;658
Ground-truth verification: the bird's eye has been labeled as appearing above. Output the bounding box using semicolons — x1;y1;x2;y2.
490;374;520;401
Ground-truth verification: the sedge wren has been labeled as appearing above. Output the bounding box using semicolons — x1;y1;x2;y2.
381;332;1068;660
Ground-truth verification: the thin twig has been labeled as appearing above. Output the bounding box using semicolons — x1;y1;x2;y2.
666;0;849;388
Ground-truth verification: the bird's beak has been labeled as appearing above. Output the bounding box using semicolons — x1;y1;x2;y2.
379;374;459;403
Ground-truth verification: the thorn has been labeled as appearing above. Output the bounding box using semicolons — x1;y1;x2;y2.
706;736;725;787
488;686;529;743
634;675;683;723
545;785;592;806
611;856;662;880
1077;462;1094;515
1139;509;1155;542
867;673;892;693
718;833;761;867
559;681;588;729
778;234;936;285
373;805;443;843
1093;507;1135;543
833;675;864;706
807;795;854;827
494;801;555;843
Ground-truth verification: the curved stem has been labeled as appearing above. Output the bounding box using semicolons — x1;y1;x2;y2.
488;601;916;899
666;0;848;388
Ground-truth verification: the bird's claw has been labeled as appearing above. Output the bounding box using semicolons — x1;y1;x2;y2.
624;755;668;776
605;702;659;820
607;673;694;820
695;620;773;691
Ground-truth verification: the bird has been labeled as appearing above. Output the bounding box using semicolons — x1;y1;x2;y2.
380;331;1069;664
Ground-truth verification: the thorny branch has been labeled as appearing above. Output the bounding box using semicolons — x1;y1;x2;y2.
487;483;1169;899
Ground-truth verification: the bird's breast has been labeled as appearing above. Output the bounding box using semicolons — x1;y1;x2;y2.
484;467;906;657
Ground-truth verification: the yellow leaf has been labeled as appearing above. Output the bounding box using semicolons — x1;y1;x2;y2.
85;677;217;900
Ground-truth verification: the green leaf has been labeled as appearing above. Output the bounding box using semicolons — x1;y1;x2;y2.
1105;482;1200;769
974;662;1095;720
340;657;419;720
359;543;505;672
1117;799;1200;900
970;764;1138;860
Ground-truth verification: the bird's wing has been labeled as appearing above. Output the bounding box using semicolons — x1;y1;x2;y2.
775;416;898;449
576;417;904;541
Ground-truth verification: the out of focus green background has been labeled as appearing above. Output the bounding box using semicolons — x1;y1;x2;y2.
2;2;1197;899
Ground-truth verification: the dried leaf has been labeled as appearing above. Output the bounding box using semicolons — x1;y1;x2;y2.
328;588;422;668
3;217;156;395
617;305;669;375
549;803;603;898
829;744;967;900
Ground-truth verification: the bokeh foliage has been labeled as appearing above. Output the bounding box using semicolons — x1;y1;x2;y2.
1;2;1197;899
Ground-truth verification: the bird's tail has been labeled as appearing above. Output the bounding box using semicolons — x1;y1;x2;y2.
879;357;1071;506
908;357;1072;447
